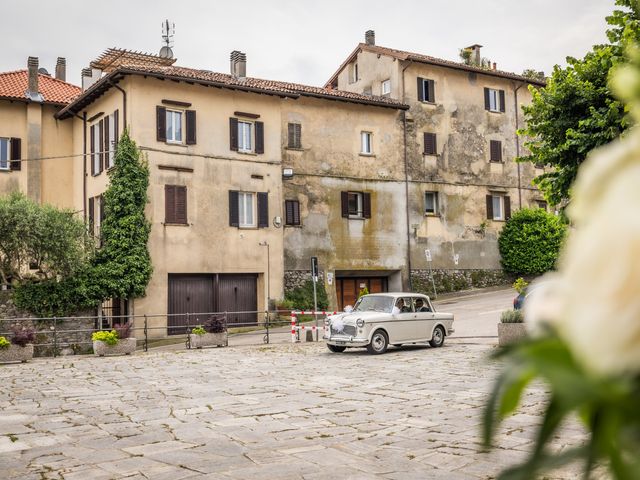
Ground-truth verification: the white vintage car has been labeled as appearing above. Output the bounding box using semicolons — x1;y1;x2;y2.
324;293;454;354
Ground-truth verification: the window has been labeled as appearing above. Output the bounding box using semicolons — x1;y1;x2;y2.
486;194;511;221
230;117;264;154
285;200;301;226
341;191;371;219
381;79;391;95
229;190;269;228
91;122;102;176
350;63;358;83
424;133;437;155
489;140;503;162
287;123;302;149
425;191;438;215
361;131;372;154
166;109;183;143
484;88;505;112
238;121;253;152
165;185;187;224
105;110;119;170
417;77;435;103
537;200;548;211
0;138;9;170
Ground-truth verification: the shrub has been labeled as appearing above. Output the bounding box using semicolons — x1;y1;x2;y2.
204;316;226;334
11;326;36;347
285;280;329;310
192;326;206;335
275;298;295;312
0;336;9;349
500;310;524;323
498;208;566;275
113;322;131;339
92;330;118;346
513;277;529;295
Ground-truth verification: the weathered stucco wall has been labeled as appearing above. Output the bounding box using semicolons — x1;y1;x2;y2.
0;100;27;197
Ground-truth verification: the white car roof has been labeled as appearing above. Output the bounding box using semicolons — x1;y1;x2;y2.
363;292;430;300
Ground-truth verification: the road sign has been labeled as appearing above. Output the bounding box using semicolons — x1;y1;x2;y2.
311;256;319;280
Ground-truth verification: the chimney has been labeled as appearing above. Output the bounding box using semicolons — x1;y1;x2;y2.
27;56;39;96
230;50;246;78
81;67;92;91
466;44;482;66
365;30;375;46
55;57;66;81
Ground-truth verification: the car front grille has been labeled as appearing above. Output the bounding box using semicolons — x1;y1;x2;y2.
331;325;356;337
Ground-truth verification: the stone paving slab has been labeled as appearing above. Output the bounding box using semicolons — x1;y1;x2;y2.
0;341;591;479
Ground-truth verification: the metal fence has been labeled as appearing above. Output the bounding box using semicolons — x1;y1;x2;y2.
0;310;330;357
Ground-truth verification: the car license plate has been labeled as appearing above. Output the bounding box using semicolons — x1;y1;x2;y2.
334;341;346;345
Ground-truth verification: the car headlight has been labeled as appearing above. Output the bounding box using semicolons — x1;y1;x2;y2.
356;319;365;328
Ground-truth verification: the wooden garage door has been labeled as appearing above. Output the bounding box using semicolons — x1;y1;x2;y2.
217;274;258;326
336;277;388;311
168;274;215;335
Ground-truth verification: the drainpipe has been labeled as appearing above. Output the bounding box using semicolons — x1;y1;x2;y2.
81;112;87;220
108;78;127;126
401;61;414;290
513;82;525;208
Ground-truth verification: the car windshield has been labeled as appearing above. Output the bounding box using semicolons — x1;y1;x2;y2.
353;295;394;313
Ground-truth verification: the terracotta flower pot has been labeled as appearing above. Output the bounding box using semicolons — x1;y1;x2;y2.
93;338;137;356
498;323;527;347
0;344;34;363
188;332;228;349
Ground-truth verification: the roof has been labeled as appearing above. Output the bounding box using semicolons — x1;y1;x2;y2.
90;48;177;73
325;43;547;88
57;63;408;118
0;70;81;105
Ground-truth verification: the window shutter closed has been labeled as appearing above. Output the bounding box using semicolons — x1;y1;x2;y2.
103;116;109;169
90;125;96;176
295;123;301;148
504;196;512;220
490;140;502;162
186;110;197;145
88;196;95;235
424;133;437;155
113;109;119;147
255;121;264;154
229;118;238;151
99;195;105;223
9;138;21;171
499;90;506;113
285;200;300;226
363;192;371;219
175;186;187;224
157;106;166;142
341;191;349;218
165;185;175;223
229;190;239;226
486;195;493;219
287;123;295;148
257;192;269;228
484;88;490;111
99;119;104;173
417;77;425;102
427;79;435;103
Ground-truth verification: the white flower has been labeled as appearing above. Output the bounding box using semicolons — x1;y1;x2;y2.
523;274;566;337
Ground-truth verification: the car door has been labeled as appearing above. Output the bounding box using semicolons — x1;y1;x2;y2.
414;296;436;341
393;296;416;342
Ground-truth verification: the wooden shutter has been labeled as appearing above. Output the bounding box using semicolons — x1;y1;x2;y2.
504;196;512;220
99;195;105;223
229;190;239;227
90;125;96;176
341;191;349;218
285;200;300;226
424;133;437;155
484;88;491;111
175;186;187;224
103;117;110;169
165;185;176;223
257;192;269;228
362;192;371;219
88;196;95;235
156;106;166;142
486;195;493;219
186;110;197;145
427;80;435;103
113;109;119;146
490;140;502;162
255;121;264;154
499;90;506;112
417;77;425;102
288;123;301;149
98;119;104;173
229;118;238;151
9;138;21;171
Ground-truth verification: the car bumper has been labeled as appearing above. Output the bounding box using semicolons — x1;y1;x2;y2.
324;334;369;347
447;327;455;335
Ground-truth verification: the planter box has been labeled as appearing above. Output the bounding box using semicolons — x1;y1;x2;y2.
498;323;527;347
0;344;34;363
93;338;137;357
188;332;227;349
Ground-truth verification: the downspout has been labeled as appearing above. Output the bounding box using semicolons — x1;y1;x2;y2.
401;61;414;290
513;82;525;208
108;78;127;126
76;111;87;221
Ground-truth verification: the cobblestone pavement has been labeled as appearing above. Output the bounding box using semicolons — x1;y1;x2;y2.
0;340;589;479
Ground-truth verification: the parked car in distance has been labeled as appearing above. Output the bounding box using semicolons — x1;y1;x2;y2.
324;293;455;354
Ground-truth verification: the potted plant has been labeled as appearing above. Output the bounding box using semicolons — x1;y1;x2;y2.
188;315;227;349
92;322;137;356
497;309;526;346
0;326;35;363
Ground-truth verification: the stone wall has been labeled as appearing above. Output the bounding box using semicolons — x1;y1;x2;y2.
411;269;513;296
0;291;95;356
284;270;325;295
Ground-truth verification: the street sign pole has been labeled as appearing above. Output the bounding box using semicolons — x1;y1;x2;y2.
425;249;437;299
311;257;319;341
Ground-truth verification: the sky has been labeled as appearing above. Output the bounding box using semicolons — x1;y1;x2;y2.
2;0;616;87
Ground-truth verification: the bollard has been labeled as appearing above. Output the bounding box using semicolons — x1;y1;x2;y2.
305;329;314;342
291;314;297;343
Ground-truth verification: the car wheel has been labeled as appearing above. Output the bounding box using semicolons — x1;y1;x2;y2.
367;330;389;355
429;325;445;348
327;344;346;353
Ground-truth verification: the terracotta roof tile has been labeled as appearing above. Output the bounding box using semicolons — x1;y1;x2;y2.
0;70;81;104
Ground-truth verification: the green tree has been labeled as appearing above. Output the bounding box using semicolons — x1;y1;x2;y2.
498;208;566;276
92;129;152;299
518;0;639;206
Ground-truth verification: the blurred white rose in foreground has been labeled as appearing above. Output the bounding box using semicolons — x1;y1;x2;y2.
526;131;640;376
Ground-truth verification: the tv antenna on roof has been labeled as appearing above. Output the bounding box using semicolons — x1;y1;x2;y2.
159;19;175;59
